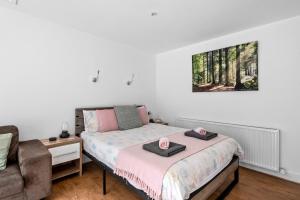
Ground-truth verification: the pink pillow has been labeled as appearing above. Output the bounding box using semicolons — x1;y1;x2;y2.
96;109;119;132
138;106;149;125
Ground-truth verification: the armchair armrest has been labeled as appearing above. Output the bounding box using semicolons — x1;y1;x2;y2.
18;140;52;199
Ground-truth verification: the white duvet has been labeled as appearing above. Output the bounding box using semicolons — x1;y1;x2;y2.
81;124;243;200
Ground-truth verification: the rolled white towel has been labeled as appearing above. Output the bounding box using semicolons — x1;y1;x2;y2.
193;127;207;135
159;137;170;150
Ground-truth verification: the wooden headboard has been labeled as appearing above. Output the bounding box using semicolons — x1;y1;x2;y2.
75;105;143;136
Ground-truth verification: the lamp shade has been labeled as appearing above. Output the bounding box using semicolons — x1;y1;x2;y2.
61;122;69;132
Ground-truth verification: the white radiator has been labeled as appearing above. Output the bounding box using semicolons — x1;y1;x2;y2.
175;117;280;172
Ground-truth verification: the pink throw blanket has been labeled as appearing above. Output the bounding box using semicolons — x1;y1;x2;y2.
114;133;228;200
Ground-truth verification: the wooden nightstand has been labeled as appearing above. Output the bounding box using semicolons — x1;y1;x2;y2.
41;135;82;180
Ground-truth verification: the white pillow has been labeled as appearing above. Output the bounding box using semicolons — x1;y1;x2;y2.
83;110;98;132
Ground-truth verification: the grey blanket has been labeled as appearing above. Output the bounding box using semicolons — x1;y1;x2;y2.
143;141;186;157
184;130;218;140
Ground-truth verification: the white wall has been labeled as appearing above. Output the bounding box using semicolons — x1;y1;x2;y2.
0;7;156;140
1;4;300;183
156;17;300;182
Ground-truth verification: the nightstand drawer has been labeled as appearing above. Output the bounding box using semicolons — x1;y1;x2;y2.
49;143;80;166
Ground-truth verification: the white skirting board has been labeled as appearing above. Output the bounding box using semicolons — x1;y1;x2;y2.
240;162;300;184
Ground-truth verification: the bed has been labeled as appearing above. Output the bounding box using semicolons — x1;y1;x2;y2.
75;106;243;200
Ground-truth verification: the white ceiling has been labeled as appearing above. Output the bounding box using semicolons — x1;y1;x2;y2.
1;0;300;53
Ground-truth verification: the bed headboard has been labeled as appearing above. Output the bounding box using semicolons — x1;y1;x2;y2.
75;105;143;136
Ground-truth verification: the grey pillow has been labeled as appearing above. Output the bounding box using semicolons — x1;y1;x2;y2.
114;105;143;130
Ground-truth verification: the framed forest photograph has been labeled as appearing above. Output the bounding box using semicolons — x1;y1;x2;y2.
192;41;258;92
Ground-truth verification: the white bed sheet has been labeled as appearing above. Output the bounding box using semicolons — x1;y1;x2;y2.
81;124;242;200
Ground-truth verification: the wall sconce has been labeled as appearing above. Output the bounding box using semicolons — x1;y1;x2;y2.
126;73;135;86
90;70;100;83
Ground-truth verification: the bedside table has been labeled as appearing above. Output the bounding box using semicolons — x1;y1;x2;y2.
41;135;82;180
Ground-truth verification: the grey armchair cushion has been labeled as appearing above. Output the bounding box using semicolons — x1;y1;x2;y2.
114;105;143;130
0;125;52;200
0;164;24;199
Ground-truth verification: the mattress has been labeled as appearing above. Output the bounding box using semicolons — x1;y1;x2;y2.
81;123;243;200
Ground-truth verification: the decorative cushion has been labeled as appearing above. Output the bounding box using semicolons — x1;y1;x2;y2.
96;109;119;133
83;110;98;132
114;105;143;130
0;126;18;164
138;106;149;125
0;133;13;171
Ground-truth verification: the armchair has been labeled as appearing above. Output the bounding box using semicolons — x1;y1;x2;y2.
0;125;52;200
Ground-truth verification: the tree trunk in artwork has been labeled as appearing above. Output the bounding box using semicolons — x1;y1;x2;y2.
255;42;258;76
218;49;222;84
202;54;205;84
235;45;242;89
225;48;229;86
211;51;215;84
206;52;209;83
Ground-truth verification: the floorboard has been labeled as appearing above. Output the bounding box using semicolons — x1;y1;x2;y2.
47;162;300;200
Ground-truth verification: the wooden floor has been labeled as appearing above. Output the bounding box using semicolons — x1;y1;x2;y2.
47;162;300;200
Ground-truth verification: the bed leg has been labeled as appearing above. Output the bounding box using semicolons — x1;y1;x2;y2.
234;167;239;184
217;167;239;200
103;167;106;195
